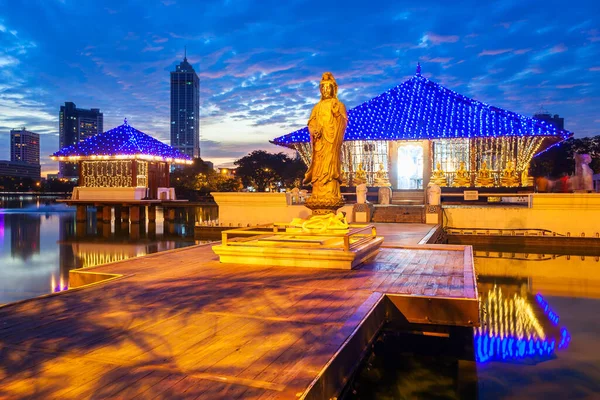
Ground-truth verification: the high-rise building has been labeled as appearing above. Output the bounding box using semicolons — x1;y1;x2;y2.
170;52;200;158
10;128;40;165
59;102;103;178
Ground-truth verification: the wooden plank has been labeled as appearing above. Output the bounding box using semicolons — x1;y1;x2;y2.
0;237;478;399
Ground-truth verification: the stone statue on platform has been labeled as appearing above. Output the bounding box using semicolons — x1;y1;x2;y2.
353;163;367;186
475;161;494;187
429;162;447;187
452;161;471;187
373;163;391;187
303;72;348;215
500;161;519;187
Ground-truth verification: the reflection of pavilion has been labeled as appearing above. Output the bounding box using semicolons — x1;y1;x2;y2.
475;280;570;363
273;65;572;190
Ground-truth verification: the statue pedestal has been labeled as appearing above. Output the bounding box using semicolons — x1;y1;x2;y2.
212;224;383;270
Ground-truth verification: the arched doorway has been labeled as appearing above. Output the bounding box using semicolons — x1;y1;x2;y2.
397;144;423;189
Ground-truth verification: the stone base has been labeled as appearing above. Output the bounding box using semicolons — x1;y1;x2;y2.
212;233;383;270
305;196;345;215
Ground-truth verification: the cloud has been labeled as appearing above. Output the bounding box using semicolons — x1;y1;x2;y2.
550;44;568;53
419;32;459;47
556;83;589;89
590;66;600;71
478;49;513;56
514;48;532;54
142;45;164;52
420;56;453;63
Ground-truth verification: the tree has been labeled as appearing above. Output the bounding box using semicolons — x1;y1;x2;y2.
234;150;306;192
531;135;600;178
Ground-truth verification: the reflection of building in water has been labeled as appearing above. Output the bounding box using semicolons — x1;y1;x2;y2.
60;241;180;270
475;280;571;363
10;215;40;260
72;243;148;268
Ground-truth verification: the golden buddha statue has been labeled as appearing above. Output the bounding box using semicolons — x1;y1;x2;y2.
500;161;519;187
429;162;447;187
340;167;349;187
452;161;471;187
373;163;390;187
475;161;494;187
353;163;367;186
521;169;533;187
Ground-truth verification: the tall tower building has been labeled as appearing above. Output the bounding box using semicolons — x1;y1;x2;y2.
10;128;40;165
170;51;200;158
59;102;103;178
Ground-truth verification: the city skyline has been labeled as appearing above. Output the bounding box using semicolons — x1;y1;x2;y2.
0;0;599;175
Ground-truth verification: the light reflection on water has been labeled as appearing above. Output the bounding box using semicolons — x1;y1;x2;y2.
345;244;600;400
0;196;217;305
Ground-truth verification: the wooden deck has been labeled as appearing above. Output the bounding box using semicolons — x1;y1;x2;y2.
0;237;477;399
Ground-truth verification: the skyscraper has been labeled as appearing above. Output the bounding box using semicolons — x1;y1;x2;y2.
10;128;40;165
59;102;103;178
170;52;200;158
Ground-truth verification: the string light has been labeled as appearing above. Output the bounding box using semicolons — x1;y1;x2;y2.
52;119;193;164
272;68;573;146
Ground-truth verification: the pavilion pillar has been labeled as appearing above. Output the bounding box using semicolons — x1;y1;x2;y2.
102;222;111;238
95;206;103;225
102;205;112;223
76;222;86;238
120;206;129;222
147;221;157;240
130;206;140;224
423;140;433;190
147;205;156;222
165;207;175;222
76;205;87;222
140;205;146;221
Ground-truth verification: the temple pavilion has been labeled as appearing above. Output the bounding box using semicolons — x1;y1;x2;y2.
272;65;573;190
52;119;192;200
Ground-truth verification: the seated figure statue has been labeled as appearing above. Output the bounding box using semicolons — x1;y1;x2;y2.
373;163;390;187
452;161;471;187
353;163;367;186
500;161;519;187
429;162;447;187
475;161;494;187
521;168;534;187
340;167;349;187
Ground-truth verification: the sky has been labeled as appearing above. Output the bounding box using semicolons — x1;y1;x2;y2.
0;0;599;175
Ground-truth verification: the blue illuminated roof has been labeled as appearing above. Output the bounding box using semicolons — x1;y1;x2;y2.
52;119;192;163
272;70;573;146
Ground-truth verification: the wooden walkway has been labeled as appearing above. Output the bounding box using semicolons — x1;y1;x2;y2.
0;237;477;399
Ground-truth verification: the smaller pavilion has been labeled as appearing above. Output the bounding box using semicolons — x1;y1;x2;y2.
52;119;192;200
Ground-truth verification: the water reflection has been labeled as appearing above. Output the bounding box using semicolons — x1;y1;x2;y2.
345;244;600;400
0;196;211;305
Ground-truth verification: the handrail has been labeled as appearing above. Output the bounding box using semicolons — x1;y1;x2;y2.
220;223;378;252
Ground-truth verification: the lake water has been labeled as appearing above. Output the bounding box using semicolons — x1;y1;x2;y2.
0;195;215;305
345;243;600;399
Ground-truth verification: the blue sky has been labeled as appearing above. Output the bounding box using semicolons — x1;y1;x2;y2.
0;0;599;174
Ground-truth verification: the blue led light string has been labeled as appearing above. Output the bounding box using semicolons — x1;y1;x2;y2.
52;121;192;162
273;72;573;146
